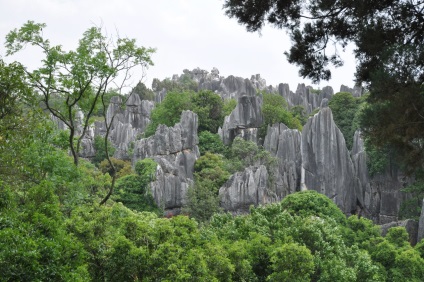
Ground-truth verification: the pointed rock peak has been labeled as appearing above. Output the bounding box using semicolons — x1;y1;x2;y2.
126;92;142;106
320;98;329;108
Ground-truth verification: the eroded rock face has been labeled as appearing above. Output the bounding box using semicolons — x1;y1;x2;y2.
132;111;199;212
278;83;334;114
340;84;363;98
301;106;362;214
220;95;263;145
418;200;424;242
219;165;270;212
263;123;302;198
105;94;154;159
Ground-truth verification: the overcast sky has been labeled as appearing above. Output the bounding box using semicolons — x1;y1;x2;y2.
0;0;356;93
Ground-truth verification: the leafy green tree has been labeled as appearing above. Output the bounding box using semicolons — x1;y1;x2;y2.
223;98;237;116
93;135;116;166
5;21;155;166
329;92;362;150
198;131;228;156
280;190;347;225
130;80;155;101
99;157;132;179
191;90;225;133
260;92;302;139
114;158;159;213
144;91;193;137
267;243;314;282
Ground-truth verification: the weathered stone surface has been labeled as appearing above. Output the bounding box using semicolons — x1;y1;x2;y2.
219;165;271;212
103;93;154;159
351;130;370;216
263;123;302;198
380;219;419;246
418;199;424;243
220;95;263;145
278;83;334;114
369;166;412;224
301;106;362;214
132;111;199;212
340;84;363;97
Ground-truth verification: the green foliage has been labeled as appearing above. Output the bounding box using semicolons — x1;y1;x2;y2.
144;91;192;137
130;80;155;101
93;135;116;166
365;139;390;177
267;243;314;281
191;90;225;133
223;98;237;116
260;92;302;139
184;180;222;223
99;157;132;179
289;105;308;125
0;182;89;281
198;131;228;155
5;21;155;166
280;190;347;225
114;158;159;213
399;178;424;220
329;92;362;150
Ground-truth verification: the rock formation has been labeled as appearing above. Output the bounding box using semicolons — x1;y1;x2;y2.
278;83;334;114
263;123;302;198
219;165;270;212
104;94;154;159
219;94;263;145
418;199;424;242
301;104;362;215
132;111;199;213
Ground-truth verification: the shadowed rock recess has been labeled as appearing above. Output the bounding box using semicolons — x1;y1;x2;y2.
76;67;419;227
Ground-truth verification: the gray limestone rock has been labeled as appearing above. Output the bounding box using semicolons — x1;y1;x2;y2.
103;93;154;159
263;123;302;198
301;107;362;214
220;95;263;145
132;111;199;211
219;165;271;212
278;83;334;114
418;199;424;243
340;84;363;97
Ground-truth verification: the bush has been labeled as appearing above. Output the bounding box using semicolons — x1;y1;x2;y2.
280;190;347;225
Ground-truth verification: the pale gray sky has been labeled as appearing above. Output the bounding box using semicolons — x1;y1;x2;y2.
0;0;356;92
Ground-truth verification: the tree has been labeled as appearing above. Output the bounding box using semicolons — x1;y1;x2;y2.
191;90;225;133
329;92;362;150
223;0;424;172
144;90;192;137
260;92;302;139
5;21;155;166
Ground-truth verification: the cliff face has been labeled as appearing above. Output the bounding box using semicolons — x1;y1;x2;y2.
301;105;362;215
263;123;302;198
219;95;263;145
219;165;270;212
278;83;334;114
106;94;154;159
132;111;199;213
